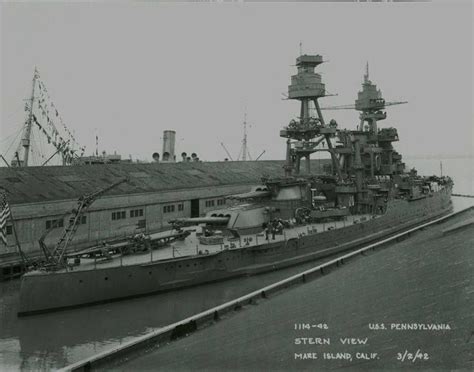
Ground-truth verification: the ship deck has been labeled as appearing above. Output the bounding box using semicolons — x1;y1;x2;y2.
57;214;376;273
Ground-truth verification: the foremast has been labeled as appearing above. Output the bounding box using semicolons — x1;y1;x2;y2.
280;54;342;180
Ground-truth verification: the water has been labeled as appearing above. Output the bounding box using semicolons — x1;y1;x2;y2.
0;257;339;371
0;157;472;371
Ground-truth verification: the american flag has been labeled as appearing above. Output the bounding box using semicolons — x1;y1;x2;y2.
0;191;11;245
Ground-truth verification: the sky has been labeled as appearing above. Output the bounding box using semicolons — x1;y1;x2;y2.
1;1;472;165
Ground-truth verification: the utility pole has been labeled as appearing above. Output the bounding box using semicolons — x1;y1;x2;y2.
241;113;248;161
18;68;39;167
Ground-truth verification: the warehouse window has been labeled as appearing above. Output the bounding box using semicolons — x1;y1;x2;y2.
205;200;215;208
111;211;126;220
178;203;184;211
130;209;144;218
69;216;87;225
163;205;175;213
217;199;226;206
46;218;64;229
137;219;146;229
6;225;12;235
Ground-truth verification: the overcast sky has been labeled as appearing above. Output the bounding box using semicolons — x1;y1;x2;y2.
1;1;472;165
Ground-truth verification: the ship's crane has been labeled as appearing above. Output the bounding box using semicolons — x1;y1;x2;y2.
220;142;234;161
39;177;129;270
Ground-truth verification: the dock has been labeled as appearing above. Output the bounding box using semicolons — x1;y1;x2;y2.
442;217;474;235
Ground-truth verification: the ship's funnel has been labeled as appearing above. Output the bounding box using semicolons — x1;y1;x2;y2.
162;130;176;162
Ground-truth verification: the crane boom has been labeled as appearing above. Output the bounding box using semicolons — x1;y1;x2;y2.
41;177;129;270
220;142;234;161
255;150;266;161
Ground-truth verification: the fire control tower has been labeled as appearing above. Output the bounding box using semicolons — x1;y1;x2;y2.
280;54;342;179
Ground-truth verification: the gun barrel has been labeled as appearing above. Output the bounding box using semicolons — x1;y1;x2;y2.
228;190;271;200
169;216;230;226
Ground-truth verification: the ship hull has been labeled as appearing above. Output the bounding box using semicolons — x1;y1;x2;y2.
18;188;452;315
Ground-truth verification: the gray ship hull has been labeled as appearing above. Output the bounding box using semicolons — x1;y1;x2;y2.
18;188;452;315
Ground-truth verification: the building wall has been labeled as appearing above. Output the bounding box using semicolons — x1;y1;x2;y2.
3;183;253;257
0;159;330;261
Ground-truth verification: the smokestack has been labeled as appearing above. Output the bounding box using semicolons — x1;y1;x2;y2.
162;130;176;162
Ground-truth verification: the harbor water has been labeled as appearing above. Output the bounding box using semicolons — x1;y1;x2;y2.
0;157;472;371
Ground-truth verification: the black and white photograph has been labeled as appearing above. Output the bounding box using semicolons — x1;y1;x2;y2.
0;0;472;370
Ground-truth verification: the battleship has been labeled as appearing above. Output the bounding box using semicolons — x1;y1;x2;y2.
17;54;453;316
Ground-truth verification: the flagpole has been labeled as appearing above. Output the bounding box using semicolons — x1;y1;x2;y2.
21;67;39;167
8;211;28;266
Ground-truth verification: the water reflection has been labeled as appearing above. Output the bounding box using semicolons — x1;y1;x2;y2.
0;259;329;371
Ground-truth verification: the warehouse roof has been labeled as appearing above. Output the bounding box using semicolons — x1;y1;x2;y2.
0;160;328;205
